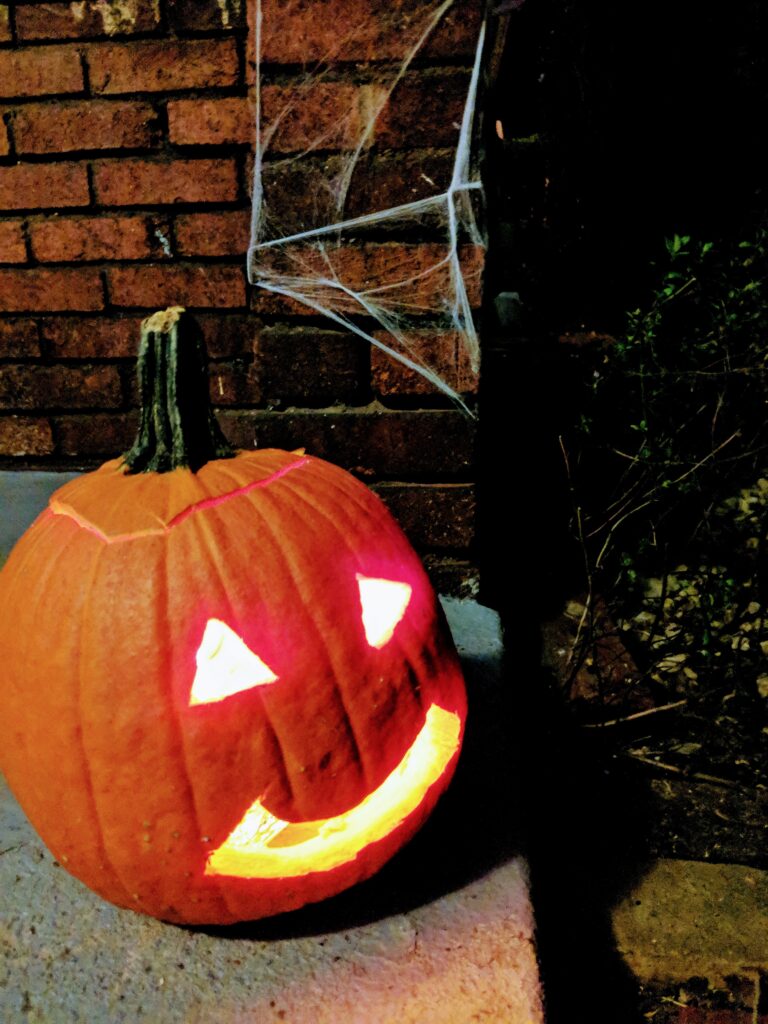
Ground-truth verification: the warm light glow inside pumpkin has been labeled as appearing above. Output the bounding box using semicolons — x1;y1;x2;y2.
190;618;279;706
205;703;460;879
356;574;412;649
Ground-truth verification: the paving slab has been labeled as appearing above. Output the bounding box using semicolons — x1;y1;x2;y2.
612;858;768;986
0;596;544;1024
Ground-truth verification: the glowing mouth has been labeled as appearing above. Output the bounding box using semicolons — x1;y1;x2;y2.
205;703;461;879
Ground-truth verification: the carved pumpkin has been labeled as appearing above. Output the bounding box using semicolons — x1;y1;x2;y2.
0;309;466;925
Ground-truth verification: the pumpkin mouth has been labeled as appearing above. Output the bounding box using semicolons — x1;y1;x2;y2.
205;702;461;879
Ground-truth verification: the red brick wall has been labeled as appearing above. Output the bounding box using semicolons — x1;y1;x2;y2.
0;0;484;592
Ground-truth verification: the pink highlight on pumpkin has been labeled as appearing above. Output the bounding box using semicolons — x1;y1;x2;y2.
48;457;310;544
356;574;412;648
189;619;279;706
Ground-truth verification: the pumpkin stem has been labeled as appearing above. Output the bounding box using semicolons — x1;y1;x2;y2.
122;306;235;474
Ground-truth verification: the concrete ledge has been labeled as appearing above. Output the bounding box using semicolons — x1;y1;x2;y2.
0;600;544;1024
0;470;80;561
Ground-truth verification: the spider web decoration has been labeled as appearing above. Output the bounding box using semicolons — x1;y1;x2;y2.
248;0;488;415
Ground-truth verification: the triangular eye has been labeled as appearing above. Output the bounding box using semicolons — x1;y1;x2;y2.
190;619;279;706
356;574;412;649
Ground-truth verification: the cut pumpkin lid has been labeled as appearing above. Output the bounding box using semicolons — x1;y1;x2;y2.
48;449;308;541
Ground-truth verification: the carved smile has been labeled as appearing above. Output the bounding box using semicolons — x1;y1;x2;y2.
205;703;461;879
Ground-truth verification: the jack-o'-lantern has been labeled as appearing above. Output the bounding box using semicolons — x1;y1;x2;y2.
0;308;466;925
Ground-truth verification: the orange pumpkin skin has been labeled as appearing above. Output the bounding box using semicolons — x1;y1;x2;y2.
0;448;466;925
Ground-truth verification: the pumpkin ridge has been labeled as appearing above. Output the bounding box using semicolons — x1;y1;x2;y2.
48;456;311;545
156;537;233;921
246;487;371;810
301;457;386;522
284;467;440;700
75;542;136;907
257;478;424;790
0;513;130;902
0;510;58;618
276;470;435;760
281;464;406;568
183;503;297;813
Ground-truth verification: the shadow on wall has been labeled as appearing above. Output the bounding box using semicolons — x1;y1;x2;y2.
515;663;655;1024
477;3;767;1019
482;0;767;337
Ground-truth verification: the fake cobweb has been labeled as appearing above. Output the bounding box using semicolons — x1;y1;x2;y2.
248;0;487;414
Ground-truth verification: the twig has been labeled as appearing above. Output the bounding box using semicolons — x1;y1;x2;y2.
665;429;741;489
580;699;687;728
0;844;24;857
558;435;595;675
585;430;741;561
622;751;739;788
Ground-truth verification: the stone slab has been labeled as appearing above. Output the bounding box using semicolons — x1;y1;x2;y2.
0;599;544;1024
612;858;768;986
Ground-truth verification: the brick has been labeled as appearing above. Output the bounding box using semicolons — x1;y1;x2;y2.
0;268;103;312
88;38;239;94
422;1;485;60
167;0;246;32
0;46;84;99
375;71;470;149
0;364;121;409
0;6;10;43
0;221;26;264
372;330;478;396
0;320;40;358
107;264;246;308
16;1;161;41
174;210;250;257
41;316;141;358
0;118;8;158
87;314;253;363
0;163;90;212
258;148;455;235
218;407;475;476
93;158;239;206
345;149;455;215
251;153;339;234
254;326;363;405
255;0;484;66
0;415;54;456
12;100;159;154
208;360;261;406
56;411;137;456
372;483;476;549
168;97;251;147
198;314;256;358
29;215;163;263
209;80;438;156
251;243;484;314
265;84;387;154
